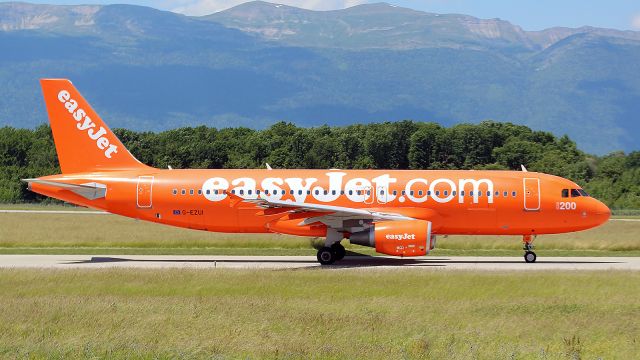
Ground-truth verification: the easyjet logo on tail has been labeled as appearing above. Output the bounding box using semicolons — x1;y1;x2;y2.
57;90;118;159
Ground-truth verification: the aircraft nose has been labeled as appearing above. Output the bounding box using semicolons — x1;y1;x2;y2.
591;199;611;226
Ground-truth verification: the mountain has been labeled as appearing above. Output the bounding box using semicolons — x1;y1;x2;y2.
0;1;639;154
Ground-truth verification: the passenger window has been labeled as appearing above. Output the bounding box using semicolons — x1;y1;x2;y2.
198;189;202;195
418;190;423;196
571;189;581;197
248;190;252;195
487;191;491;196
290;190;294;195
281;190;285;195
326;190;329;195
470;191;474;196
393;190;397;196
410;191;414;196
402;190;406;195
444;191;448;196
256;190;261;195
452;191;457;196
332;190;336;195
460;191;465;196
307;190;311;195
239;190;244;195
315;190;319;195
512;191;516;197
172;189;177;195
503;191;508;197
181;189;186;195
435;191;440;196
494;191;499;197
349;190;353;195
298;190;302;195
231;190;235;195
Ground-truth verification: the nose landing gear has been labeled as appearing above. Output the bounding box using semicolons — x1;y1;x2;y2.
523;235;537;263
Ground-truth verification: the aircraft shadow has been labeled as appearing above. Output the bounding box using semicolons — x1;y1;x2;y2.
63;253;622;269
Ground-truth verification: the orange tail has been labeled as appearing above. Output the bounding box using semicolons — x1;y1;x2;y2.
40;79;149;173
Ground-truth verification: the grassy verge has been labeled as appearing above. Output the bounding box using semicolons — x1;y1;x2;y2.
0;208;639;256
0;269;638;359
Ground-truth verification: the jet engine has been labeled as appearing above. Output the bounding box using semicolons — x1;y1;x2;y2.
349;220;434;257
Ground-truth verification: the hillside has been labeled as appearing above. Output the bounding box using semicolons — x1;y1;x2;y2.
0;1;639;154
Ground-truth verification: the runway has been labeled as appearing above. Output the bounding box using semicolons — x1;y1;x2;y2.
0;255;639;270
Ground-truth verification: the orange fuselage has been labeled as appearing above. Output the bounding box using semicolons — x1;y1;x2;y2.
30;169;611;237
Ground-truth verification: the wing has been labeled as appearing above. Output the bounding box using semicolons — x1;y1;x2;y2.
244;197;414;232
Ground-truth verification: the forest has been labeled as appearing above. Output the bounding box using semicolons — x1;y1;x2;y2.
0;121;638;209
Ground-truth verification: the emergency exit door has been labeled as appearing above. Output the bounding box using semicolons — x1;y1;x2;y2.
137;176;154;208
523;178;540;211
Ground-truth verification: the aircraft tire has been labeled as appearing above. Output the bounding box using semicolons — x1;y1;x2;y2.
524;251;537;263
331;243;346;261
317;247;337;265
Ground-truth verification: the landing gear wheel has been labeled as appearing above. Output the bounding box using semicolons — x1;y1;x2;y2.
331;243;346;261
317;247;337;265
524;251;537;263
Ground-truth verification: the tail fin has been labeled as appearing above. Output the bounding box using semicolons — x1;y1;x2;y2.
40;79;149;173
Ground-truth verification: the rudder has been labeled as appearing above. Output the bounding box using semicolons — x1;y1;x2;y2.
40;79;148;173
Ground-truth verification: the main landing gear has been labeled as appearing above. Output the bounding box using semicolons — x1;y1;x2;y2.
523;235;536;263
317;243;346;265
317;228;346;265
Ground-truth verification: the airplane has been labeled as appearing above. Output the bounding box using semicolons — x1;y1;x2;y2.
24;79;611;265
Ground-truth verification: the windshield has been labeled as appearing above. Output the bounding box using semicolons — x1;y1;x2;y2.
568;188;590;197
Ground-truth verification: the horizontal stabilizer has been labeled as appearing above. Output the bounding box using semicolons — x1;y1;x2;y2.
22;179;107;200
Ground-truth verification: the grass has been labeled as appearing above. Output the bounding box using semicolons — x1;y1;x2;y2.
0;203;639;256
0;269;638;359
1;209;639;256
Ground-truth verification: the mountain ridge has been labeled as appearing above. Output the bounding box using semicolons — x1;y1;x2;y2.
0;1;639;154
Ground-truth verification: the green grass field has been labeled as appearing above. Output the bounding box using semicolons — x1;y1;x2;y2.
0;269;637;359
0;206;639;256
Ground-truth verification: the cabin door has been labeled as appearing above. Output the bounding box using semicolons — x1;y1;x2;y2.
136;176;154;208
364;186;374;204
376;186;388;204
523;178;540;211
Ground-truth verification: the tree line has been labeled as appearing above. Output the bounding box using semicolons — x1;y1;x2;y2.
0;121;638;208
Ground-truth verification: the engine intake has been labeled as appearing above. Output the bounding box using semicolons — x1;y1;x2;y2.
349;220;434;257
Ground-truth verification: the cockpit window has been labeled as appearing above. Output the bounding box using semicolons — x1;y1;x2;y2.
578;189;589;197
561;189;569;198
570;189;582;197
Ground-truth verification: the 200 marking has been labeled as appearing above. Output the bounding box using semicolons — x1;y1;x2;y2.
556;202;577;210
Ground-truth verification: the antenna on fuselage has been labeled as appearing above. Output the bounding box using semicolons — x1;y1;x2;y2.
521;164;528;172
266;163;273;170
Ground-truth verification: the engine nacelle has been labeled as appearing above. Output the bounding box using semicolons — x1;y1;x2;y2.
349;220;433;257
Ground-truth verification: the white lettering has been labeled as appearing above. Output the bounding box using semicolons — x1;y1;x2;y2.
345;178;371;203
311;172;345;202
459;179;494;204
57;89;117;159
429;178;456;203
405;178;429;203
202;177;229;202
